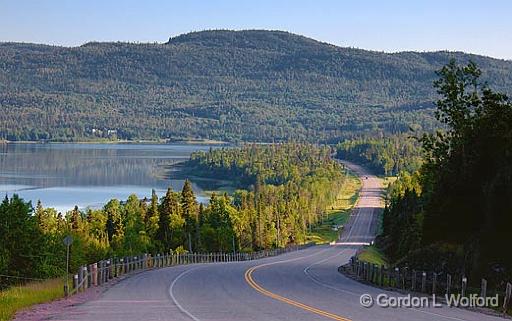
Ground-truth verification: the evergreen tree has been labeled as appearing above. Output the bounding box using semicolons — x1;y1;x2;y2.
146;189;160;240
158;188;184;250
123;194;148;254
181;180;199;251
104;199;124;250
0;195;41;283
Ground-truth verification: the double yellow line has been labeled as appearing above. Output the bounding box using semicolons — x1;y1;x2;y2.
244;265;352;321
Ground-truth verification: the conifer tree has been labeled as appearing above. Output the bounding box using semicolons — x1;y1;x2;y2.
181;180;199;251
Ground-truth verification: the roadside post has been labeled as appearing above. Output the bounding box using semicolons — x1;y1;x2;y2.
504;282;512;314
421;272;427;293
63;235;73;297
480;278;487;298
432;273;437;295
461;277;468;297
446;274;452;296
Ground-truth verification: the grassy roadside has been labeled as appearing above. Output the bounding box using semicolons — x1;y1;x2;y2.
357;245;388;267
0;278;65;321
306;174;361;244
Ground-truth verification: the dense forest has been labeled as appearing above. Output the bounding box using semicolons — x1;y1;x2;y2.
335;134;423;176
379;60;512;282
1;30;512;142
0;143;347;287
184;144;346;248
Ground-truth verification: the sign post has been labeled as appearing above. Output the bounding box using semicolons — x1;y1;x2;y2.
63;235;73;297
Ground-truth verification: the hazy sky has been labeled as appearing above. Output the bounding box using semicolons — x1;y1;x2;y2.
1;0;510;59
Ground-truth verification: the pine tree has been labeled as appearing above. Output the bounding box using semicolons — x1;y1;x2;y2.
123;194;148;254
158;187;184;250
104;199;123;250
146;189;160;239
69;205;82;231
0;195;41;282
181;180;198;251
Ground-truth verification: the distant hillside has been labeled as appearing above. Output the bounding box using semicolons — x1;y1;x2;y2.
1;30;511;142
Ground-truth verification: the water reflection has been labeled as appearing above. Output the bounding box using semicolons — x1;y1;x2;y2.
0;143;213;212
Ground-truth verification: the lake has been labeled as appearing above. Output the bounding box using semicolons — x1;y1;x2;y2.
0;143;215;213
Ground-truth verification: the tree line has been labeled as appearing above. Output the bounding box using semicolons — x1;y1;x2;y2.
379;60;512;283
335;134;423;176
186;144;346;249
1;143;347;288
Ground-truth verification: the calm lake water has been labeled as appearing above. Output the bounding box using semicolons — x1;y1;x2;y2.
0;143;214;213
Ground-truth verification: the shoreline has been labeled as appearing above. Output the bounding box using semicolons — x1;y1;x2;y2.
2;139;229;145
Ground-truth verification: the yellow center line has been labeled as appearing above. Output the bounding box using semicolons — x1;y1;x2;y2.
244;265;352;321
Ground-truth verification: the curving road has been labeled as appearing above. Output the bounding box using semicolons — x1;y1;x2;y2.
48;161;507;321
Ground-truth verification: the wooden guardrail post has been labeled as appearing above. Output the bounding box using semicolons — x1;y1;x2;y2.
411;270;416;291
401;268;406;289
503;282;511;314
481;278;487;298
88;264;93;287
107;259;112;280
115;258;120;276
82;266;88;291
461;276;468;297
78;266;84;291
108;257;116;279
92;263;98;286
73;274;78;291
432;272;437;295
100;261;104;285
446;274;452;295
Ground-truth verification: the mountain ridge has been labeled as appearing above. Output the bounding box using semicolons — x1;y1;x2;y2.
1;29;511;142
3;29;510;62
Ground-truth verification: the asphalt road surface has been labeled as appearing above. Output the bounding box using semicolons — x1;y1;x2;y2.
49;162;507;321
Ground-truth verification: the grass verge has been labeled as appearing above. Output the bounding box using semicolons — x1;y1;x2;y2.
0;278;65;321
357;245;388;267
306;174;361;244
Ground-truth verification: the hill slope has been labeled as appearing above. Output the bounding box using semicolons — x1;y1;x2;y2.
1;30;511;142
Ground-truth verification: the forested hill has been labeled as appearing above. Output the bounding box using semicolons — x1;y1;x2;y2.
1;29;512;142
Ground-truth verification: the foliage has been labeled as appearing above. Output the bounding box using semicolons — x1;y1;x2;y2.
1;30;512;142
380;60;512;281
336;134;423;176
187;143;347;249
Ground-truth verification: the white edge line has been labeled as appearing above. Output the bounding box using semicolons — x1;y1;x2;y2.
304;247;470;321
169;267;203;321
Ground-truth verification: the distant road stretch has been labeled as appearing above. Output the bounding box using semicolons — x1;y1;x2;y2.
48;161;506;321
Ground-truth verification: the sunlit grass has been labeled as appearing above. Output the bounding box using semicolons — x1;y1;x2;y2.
357;245;388;267
0;278;65;321
307;175;361;244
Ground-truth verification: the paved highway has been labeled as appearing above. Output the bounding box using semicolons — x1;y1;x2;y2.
48;161;507;321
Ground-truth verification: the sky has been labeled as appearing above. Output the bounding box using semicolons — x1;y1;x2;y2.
0;0;510;60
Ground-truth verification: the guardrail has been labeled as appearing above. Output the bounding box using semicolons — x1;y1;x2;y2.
68;244;314;296
346;256;512;314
